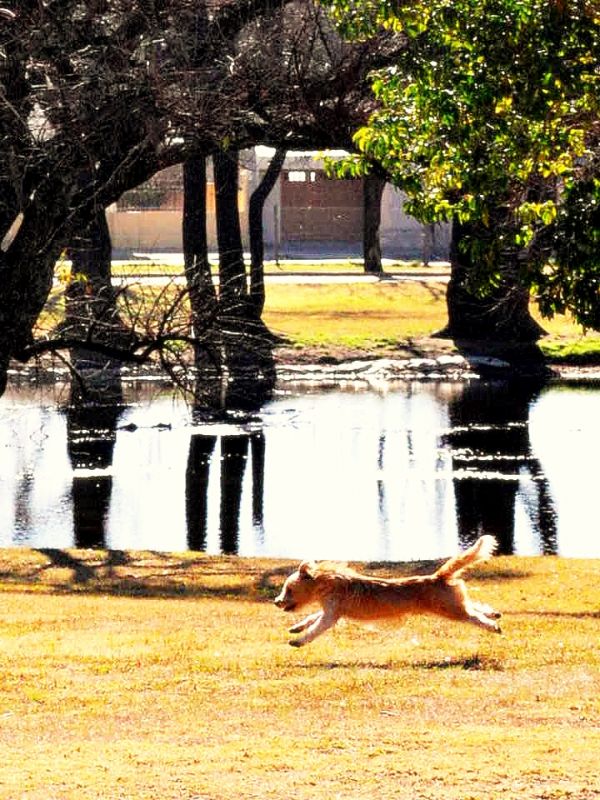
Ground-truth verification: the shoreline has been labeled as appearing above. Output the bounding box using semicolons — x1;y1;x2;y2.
7;345;600;390
5;340;600;392
273;340;600;386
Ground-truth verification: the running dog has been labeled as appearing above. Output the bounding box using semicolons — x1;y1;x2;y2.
274;535;501;647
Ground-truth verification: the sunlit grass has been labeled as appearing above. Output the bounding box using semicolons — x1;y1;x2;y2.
263;281;450;347
36;261;599;361
0;550;598;799
108;258;434;276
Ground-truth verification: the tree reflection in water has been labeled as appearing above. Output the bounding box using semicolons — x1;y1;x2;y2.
5;375;585;557
64;362;124;549
444;380;558;554
185;434;215;552
185;431;266;554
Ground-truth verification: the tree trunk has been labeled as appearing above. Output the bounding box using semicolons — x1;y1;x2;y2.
0;198;65;394
63;208;130;380
363;171;386;274
68;209;113;295
249;147;286;315
441;219;545;343
204;149;276;412
213;149;248;313
182;156;218;352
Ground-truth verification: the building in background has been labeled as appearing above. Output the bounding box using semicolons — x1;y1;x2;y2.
106;149;450;261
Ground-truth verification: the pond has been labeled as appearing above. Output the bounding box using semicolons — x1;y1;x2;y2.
1;378;599;561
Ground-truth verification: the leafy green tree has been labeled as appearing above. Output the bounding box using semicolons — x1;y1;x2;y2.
329;0;600;335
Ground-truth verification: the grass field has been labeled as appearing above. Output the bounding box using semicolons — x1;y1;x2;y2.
109;258;435;276
262;280;600;361
263;281;450;348
0;549;598;800
43;261;600;362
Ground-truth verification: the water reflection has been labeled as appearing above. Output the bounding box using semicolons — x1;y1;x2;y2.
67;401;121;548
185;434;215;552
65;356;124;549
444;380;557;555
1;380;599;559
185;432;266;553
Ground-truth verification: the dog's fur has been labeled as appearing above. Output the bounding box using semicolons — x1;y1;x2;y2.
274;535;501;647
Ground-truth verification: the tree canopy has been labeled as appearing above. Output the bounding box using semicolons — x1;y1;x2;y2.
329;0;600;328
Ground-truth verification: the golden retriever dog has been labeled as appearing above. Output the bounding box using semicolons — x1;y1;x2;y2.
274;535;501;646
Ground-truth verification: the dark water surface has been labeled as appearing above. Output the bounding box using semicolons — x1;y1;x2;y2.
1;380;598;560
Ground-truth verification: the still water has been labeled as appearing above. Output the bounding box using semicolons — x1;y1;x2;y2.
1;380;598;560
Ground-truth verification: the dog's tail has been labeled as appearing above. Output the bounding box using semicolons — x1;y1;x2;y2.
434;535;497;581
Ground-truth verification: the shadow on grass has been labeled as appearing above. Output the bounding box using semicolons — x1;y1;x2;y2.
515;609;600;619
363;560;532;583
413;654;505;671
295;654;504;672
296;660;395;671
0;548;293;602
0;549;535;604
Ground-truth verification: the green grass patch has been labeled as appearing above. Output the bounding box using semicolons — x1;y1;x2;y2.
41;260;600;362
0;549;598;800
263;281;449;347
111;260;186;276
539;335;600;364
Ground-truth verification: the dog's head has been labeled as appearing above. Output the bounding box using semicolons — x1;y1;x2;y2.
274;561;318;612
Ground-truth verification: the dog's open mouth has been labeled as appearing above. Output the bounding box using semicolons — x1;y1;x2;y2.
275;599;296;612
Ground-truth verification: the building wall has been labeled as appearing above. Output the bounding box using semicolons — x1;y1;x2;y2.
260;153;450;260
107;165;250;253
280;170;363;242
107;151;450;261
379;184;451;261
107;207;251;253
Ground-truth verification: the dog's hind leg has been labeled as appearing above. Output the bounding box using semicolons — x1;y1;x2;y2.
289;611;321;634
289;608;339;647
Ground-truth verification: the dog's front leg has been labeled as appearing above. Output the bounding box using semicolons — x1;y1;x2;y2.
463;604;502;633
472;601;502;620
288;611;321;634
289;608;339;647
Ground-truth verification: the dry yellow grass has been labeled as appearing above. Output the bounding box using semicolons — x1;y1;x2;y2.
263;281;449;347
39;267;600;360
0;549;598;800
263;281;600;359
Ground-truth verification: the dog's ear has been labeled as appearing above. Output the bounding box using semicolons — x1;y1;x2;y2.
298;561;316;579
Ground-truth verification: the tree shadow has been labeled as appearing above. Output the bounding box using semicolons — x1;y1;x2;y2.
0;548;294;602
362;560;533;583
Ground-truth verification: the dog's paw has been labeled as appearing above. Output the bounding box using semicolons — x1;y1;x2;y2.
288;622;305;634
288;638;304;647
485;608;502;620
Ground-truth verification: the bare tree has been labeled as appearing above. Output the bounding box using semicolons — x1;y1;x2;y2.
0;0;404;400
0;0;301;392
249;147;287;315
